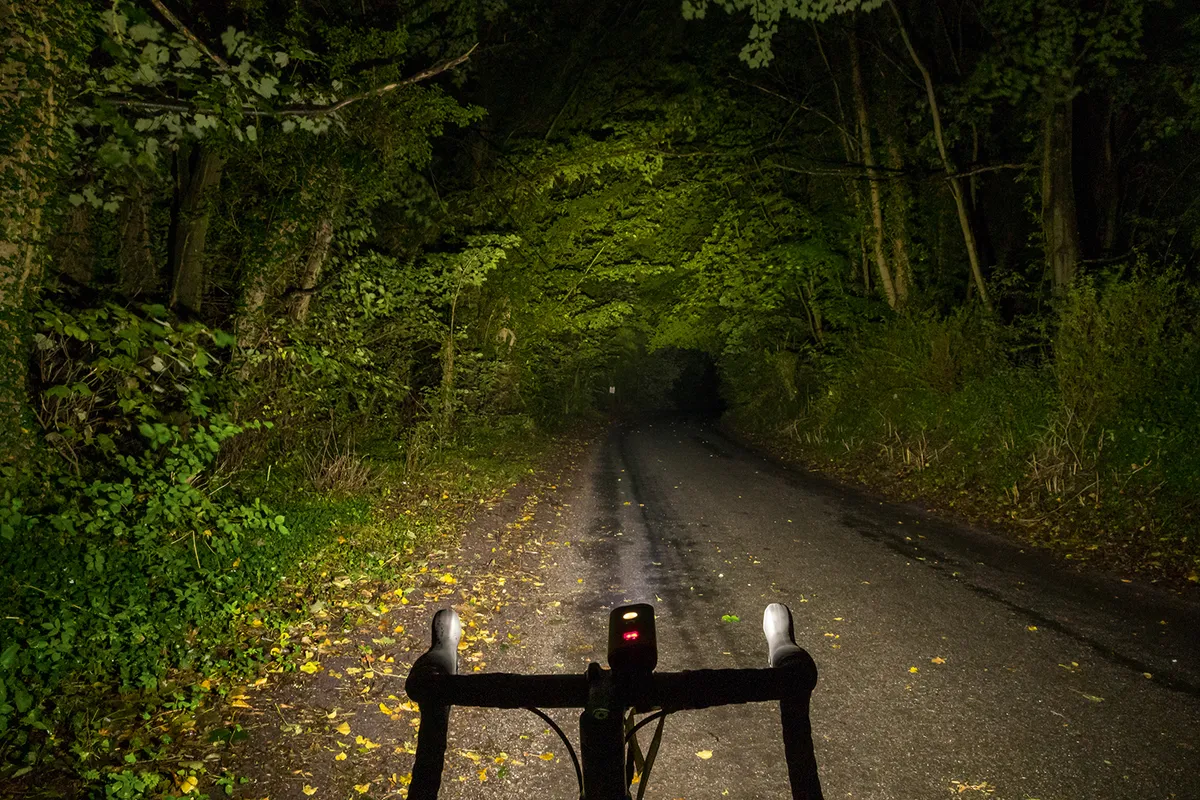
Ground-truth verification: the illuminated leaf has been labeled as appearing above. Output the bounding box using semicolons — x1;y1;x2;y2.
696;750;713;759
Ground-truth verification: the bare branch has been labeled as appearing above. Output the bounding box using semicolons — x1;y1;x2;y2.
103;44;478;119
148;0;229;71
726;73;855;146
950;163;1029;179
301;44;477;117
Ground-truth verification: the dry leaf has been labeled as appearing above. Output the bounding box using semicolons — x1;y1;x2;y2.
696;750;713;760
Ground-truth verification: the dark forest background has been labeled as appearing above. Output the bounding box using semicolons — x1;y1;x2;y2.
3;0;1199;790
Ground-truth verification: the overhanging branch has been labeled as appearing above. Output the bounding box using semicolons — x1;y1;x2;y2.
148;0;229;71
104;44;478;119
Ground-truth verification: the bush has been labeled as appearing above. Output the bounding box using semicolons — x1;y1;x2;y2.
737;266;1200;577
0;301;287;744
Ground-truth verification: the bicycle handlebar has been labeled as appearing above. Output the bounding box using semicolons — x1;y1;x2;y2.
404;603;823;800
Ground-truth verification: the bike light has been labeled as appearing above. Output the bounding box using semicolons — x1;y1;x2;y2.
608;603;656;672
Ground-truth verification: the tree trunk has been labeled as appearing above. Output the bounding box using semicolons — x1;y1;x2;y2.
170;145;225;314
0;0;70;470
812;26;871;296
1042;101;1081;294
849;29;899;309
118;181;158;298
883;137;912;303
52;203;93;286
288;212;335;323
236;218;298;349
888;0;991;311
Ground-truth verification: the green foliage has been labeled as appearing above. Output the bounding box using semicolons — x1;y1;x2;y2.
681;0;884;67
0;301;285;743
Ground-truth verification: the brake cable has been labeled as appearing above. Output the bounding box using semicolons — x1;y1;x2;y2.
524;707;583;798
625;710;668;800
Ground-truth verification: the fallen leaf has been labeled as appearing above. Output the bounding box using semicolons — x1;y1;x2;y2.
539;752;555;761
931;657;946;665
478;770;488;782
1026;626;1038;632
302;786;317;796
179;775;198;794
299;661;321;674
335;753;347;762
379;702;393;715
696;750;713;760
335;722;351;735
909;667;919;674
355;783;370;793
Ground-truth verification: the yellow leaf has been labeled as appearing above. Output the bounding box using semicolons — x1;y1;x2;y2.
908;666;919;674
231;699;252;708
477;770;488;782
335;753;347;762
302;786;317;796
179;775;198;794
335;722;351;735
379;702;392;715
696;750;713;760
930;657;946;665
1026;625;1038;632
251;619;263;628
299;661;321;674
354;784;370;794
538;752;555;761
440;574;457;585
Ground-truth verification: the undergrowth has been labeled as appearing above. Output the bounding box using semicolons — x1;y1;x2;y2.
730;268;1200;585
0;299;552;797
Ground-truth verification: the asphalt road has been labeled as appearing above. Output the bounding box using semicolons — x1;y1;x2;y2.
437;420;1200;800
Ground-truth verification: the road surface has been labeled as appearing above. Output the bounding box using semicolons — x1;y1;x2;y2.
433;420;1200;800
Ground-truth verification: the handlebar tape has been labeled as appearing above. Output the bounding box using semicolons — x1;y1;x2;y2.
764;603;806;669
406;609;461;800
